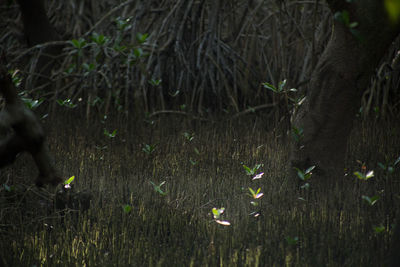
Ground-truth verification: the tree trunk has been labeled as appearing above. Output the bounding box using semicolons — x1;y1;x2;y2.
16;0;59;46
290;1;400;181
16;0;62;90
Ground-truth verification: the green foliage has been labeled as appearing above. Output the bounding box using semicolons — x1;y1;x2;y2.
9;69;22;88
362;195;380;206
183;132;195;142
123;204;132;213
248;187;264;200
291;126;304;143
385;0;400;24
378;156;400;174
57;99;77;108
285;236;299;245
104;129;117;138
354;170;374;180
142;143;156;155
21;96;43;110
242;163;263;176
262;79;297;95
149;181;167;196
64;175;75;185
334;10;361;39
373;225;386;234
294;166;315;181
1;119;399;266
212;207;231;226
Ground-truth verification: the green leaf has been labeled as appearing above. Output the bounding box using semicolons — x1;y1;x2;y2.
104;129;117;138
394;156;400;166
291;127;303;142
133;48;143;58
373;225;385;233
378;162;386;170
22;97;43;110
123;204;132;213
149;181;167;195
250;201;258;206
248;187;256;196
243;165;252;175
69;38;86;49
294;167;305;181
64;175;75;185
262;82;277;92
3;184;12;192
385;0;400;24
278;79;287;92
286;236;299;245
212;207;225;219
136;33;149;44
349;22;359;28
82;63;95;71
248;187;263;199
301;183;310;190
354;170;374;180
148;79;162;86
305;165;315;174
91;33;108;45
183;132;194;141
362;195;380;206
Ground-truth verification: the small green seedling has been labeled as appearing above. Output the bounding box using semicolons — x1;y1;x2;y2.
362;195;380;206
294;166;315;181
292;126;304;143
64;175;75;189
248;187;264;199
148;78;161;86
142;144;156;154
378;156;400;174
300;183;310;190
149;181;167;196
262;79;297;94
183;132;195;142
285;236;299;245
57;99;77;108
373;225;385;234
243;163;263;176
123;204;132;214
212;207;231;226
10;69;22;87
354;170;374;180
104;129;117;138
3;184;14;192
169;90;180;97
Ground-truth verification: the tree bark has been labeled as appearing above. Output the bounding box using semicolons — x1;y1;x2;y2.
290;1;400;180
16;0;59;46
16;0;62;89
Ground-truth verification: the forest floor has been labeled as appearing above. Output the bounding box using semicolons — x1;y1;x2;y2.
0;112;399;266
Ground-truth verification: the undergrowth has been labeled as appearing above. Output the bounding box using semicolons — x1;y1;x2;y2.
0;114;399;266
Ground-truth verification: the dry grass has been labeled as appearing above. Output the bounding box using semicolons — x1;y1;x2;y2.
0;114;399;266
